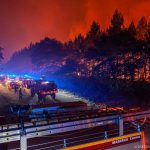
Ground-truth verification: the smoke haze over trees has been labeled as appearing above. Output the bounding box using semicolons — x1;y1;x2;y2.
2;10;150;107
3;10;150;82
0;47;4;63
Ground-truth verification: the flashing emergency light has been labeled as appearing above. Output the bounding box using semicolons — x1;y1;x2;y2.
41;81;49;84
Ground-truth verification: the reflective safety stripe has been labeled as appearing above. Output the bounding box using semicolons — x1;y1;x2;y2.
63;132;142;150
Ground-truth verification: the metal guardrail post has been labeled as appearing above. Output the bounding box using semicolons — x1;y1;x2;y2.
104;131;108;139
20;134;27;150
137;124;141;132
119;116;123;136
64;139;67;148
20;116;27;150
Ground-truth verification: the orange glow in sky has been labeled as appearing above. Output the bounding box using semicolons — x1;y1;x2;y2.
0;0;150;59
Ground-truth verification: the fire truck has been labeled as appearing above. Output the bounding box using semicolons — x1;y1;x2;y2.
30;80;58;102
0;75;7;86
20;77;34;89
6;76;21;90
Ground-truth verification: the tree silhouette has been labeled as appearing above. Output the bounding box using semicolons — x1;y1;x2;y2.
146;23;150;41
0;47;4;63
31;38;63;66
86;21;101;41
137;16;148;40
73;34;86;54
128;21;137;40
84;21;102;58
108;10;124;36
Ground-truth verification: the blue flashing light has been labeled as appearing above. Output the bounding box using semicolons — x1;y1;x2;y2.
9;74;16;77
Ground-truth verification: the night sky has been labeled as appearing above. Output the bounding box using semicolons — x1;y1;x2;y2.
0;0;150;59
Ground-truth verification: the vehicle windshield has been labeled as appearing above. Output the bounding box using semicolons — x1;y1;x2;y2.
37;82;57;91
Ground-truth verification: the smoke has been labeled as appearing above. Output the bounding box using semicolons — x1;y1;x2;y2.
0;0;150;59
70;0;150;38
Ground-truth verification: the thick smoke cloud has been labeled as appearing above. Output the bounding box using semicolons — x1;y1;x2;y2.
0;0;150;59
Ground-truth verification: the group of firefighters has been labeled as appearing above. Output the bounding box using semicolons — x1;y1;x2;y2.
0;75;58;104
8;82;23;100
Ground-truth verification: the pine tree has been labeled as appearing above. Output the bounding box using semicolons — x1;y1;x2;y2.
74;34;85;53
108;10;124;35
128;21;137;39
137;16;148;40
86;21;101;41
146;22;150;41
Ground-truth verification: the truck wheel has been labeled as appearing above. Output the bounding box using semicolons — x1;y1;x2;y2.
51;94;56;99
31;89;35;97
43;96;46;104
37;94;41;103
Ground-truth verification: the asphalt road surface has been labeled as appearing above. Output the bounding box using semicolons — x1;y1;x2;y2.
0;85;90;115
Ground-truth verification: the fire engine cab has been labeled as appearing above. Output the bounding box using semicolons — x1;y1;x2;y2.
30;80;58;102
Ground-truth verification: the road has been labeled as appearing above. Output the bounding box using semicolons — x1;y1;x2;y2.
0;85;90;115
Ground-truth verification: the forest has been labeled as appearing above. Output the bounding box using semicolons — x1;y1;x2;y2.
3;10;150;80
2;10;150;107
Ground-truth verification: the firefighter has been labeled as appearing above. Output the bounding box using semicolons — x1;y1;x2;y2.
14;84;18;93
31;87;35;97
37;92;42;103
19;88;23;100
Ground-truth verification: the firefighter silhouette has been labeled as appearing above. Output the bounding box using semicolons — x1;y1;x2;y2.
19;88;23;100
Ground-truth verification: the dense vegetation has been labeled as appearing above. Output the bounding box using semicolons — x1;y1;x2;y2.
4;10;150;79
3;10;150;107
54;76;150;108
